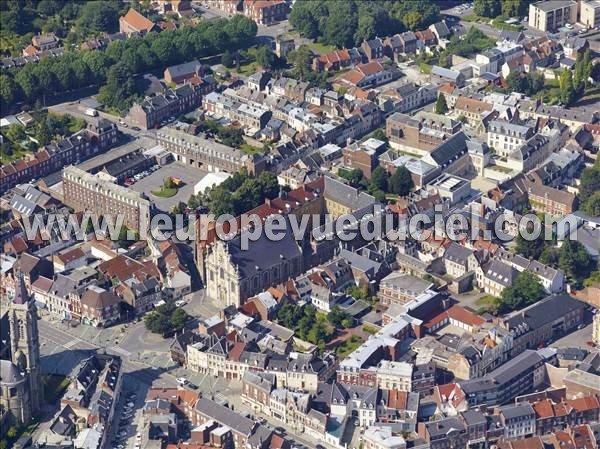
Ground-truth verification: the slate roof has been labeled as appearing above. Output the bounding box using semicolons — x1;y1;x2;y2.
428;131;469;167
194;397;255;435
505;294;585;333
500;402;535;420
444;242;473;265
165;59;201;79
226;216;302;280
482;259;517;287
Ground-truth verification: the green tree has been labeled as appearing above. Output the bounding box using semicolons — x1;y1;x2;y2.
402;11;422;31
78;1;120;33
559;238;593;287
144;311;170;335
579;159;600;199
515;232;545;259
256;45;276;69
435;93;448;114
500;270;544;312
221;50;234;68
370;166;389;192
389;166;413;196
559;69;575;106
473;0;502;18
581;191;600;217
0;74;21;111
170;308;188;331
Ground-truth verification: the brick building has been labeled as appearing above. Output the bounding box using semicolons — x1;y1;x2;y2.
62;166;152;232
0;119;118;193
242;0;289;25
127;84;208;130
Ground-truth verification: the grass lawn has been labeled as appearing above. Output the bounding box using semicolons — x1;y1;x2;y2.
99;106;122;118
462;14;487;22
43;374;70;404
239;143;263;155
475;294;501;315
235;61;259;77
580;86;600;102
151;187;178;198
491;16;524;31
362;324;380;335
334;335;365;358
308;42;336;54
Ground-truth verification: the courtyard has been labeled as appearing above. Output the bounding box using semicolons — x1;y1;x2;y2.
129;162;207;212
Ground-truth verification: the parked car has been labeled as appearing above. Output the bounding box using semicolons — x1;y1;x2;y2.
176;377;188;385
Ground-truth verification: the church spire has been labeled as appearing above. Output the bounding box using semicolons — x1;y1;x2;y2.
13;270;29;305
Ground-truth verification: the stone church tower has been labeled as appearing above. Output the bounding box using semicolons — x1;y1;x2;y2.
8;272;43;414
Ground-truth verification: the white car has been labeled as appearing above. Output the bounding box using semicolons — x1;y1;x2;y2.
176;377;188;385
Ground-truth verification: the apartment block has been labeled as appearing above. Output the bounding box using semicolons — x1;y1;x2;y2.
529;0;579;32
580;0;600;28
62;166;152;232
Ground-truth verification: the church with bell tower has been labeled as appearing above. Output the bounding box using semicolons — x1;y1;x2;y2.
0;271;43;431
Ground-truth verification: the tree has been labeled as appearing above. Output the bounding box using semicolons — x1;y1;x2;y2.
221;50;234;68
435;94;448;114
559;238;593;287
389;166;413;196
256;45;276;69
559;69;575;106
579;159;600;199
78;1;120;33
370;166;389;192
473;0;502;18
515;232;545;259
581;191;600;217
402;11;422;31
500;270;544;312
170;308;188;331
144;312;170;335
0;74;21;111
539;246;559;266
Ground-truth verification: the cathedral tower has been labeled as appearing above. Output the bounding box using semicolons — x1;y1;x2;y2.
9;272;43;413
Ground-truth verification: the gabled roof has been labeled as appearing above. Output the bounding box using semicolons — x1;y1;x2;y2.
120;8;155;33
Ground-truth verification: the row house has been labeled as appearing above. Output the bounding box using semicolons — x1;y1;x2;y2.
193;397;256;448
1;119;118;193
187;337;326;392
487;120;536;157
496;248;565;294
459;350;549;407
335;61;400;89
76;285;121;327
533;396;600;435
418;416;468;449
362;38;385;60
312;47;363;72
127;83;208;130
268;77;310;102
498;403;537;440
500;293;585;357
379;82;438;114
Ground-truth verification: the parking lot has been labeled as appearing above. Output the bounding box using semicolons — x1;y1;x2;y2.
129;162;207;212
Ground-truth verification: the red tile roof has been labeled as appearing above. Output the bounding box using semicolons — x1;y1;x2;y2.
120;8;155;33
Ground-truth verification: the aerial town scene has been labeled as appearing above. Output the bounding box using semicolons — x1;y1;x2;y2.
1;1;600;449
